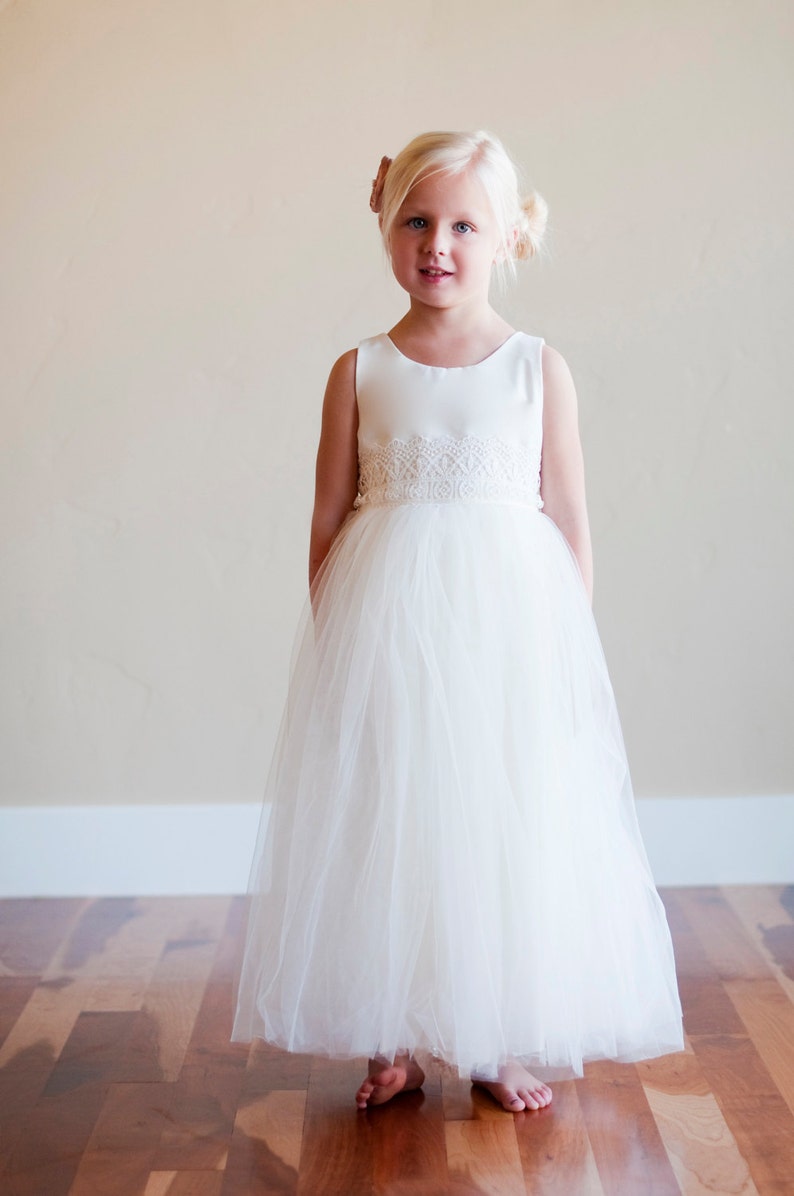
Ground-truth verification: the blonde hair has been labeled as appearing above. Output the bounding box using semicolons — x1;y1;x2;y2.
375;131;548;280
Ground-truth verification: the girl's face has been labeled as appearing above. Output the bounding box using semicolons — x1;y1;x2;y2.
388;168;503;313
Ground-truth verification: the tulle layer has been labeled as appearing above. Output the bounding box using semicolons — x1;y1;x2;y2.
232;501;684;1079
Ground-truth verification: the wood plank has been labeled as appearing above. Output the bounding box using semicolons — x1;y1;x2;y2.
369;1063;449;1193
155;1061;242;1172
145;1174;225;1196
0;898;87;974
0;1022;60;1174
675;888;774;981
0;976;94;1068
445;1118;526;1195
69;1080;173;1196
295;1056;375;1195
638;1048;759;1195
223;1088;305;1195
154;899;249;1170
241;1039;313;1097
57;897;143;972
3;1010;140;1195
725;977;794;1116
79;897;189;1013
121;919;227;1083
660;890;747;1037
722;886;794;1003
0;978;96;1171
514;1079;604;1196
576;1060;681;1195
642;1087;758;1196
688;1033;794;1193
0;976;39;1047
660;888;718;981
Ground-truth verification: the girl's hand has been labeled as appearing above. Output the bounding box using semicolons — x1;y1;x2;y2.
539;345;594;604
309;350;359;592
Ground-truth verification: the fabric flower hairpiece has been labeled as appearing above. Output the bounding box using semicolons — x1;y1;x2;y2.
369;156;392;214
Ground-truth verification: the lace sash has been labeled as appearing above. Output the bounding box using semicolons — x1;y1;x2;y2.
354;434;542;510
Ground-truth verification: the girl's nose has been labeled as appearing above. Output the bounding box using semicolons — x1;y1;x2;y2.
424;227;447;255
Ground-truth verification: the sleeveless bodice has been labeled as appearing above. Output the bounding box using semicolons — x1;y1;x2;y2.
354;332;545;510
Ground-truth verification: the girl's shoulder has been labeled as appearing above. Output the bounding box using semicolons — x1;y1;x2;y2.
540;343;579;422
325;347;358;387
541;341;572;377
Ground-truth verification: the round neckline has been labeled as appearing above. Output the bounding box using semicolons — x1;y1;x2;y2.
383;331;521;370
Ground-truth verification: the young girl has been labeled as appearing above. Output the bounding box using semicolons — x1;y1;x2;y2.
232;130;685;1114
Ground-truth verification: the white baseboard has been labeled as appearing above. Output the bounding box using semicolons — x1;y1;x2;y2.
0;796;792;897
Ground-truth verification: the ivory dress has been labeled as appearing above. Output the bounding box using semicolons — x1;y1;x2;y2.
232;331;685;1081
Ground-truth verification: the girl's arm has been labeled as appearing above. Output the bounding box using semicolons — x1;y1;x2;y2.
309;349;359;590
540;344;594;604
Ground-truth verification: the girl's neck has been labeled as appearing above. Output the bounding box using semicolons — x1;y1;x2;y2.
389;303;515;370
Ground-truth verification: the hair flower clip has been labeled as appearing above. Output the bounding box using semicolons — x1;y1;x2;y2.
369;156;392;213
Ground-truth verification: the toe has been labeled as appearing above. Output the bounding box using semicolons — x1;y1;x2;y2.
517;1087;540;1110
506;1093;526;1111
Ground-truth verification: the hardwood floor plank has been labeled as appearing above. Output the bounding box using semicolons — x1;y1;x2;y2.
78;898;188;1013
121;933;224;1083
0;898;87;975
642;1086;759;1196
725;977;794;1116
153;900;249;1170
576;1061;682;1195
445;1118;526;1195
661;891;748;1037
0;976;93;1068
242;1040;313;1097
689;1034;794;1193
57;897;143;972
145;1173;225;1196
676;888;775;981
69;1080;174;1195
295;1056;375;1195
441;1071;479;1122
369;1064;449;1194
3;1010;140;1194
660;888;718;981
0;1028;60;1174
223;1088;305;1195
639;1042;759;1196
155;1061;242;1172
0;977;98;1170
635;1045;706;1096
514;1080;604;1196
0;976;38;1047
722;887;794;1003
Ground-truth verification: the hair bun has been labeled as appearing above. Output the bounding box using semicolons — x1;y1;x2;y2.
514;191;549;260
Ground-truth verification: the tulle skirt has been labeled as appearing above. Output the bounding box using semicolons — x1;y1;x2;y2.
232;501;684;1080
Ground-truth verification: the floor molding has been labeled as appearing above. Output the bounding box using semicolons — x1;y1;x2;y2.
0;795;792;896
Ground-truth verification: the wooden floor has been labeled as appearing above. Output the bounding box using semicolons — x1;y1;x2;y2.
1;888;793;1195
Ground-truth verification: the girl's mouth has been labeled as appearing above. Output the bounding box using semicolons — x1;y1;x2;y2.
420;268;452;279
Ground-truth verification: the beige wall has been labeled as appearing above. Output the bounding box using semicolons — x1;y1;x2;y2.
1;0;791;807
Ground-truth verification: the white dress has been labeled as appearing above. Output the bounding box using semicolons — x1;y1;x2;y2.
232;331;685;1081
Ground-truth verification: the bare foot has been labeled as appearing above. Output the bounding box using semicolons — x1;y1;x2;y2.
473;1061;553;1112
355;1053;425;1109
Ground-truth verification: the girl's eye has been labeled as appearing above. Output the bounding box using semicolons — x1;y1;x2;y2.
407;217;427;229
454;222;472;233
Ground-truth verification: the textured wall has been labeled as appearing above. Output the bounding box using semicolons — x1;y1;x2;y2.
1;0;792;806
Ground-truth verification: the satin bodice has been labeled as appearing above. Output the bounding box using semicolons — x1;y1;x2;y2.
354;332;545;509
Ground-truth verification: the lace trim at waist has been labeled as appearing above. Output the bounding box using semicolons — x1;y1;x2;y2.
354;434;543;509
